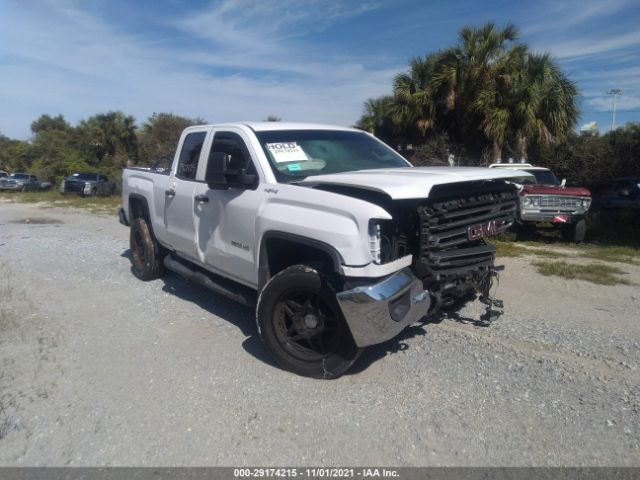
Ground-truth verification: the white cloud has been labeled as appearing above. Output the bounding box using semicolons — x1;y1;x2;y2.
585;94;640;112
523;0;631;34
546;30;640;59
0;1;395;139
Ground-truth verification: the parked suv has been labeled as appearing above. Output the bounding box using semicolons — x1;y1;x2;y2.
60;172;115;196
0;173;44;192
489;163;591;242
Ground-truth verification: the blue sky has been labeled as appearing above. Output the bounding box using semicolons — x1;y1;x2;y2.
1;0;639;139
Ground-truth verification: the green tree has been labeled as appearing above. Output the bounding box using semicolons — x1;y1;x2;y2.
357;22;579;164
76;111;139;168
355;95;397;145
392;56;438;142
0;134;33;172
137;112;206;166
30;114;70;135
433;22;519;150
474;49;579;161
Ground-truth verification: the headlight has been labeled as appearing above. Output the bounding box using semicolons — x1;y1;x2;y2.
368;221;382;264
582;198;591;208
522;196;532;207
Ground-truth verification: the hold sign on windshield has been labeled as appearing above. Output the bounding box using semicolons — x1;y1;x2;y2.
266;142;309;163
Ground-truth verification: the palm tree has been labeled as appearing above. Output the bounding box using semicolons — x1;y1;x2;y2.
365;22;579;161
356;96;397;144
432;23;519;144
519;53;579;158
474;49;579;161
392;55;438;140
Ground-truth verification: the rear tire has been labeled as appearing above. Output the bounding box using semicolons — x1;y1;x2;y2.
256;265;362;379
130;218;165;281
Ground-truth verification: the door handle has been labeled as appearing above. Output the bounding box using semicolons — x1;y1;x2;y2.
194;194;209;203
165;188;175;198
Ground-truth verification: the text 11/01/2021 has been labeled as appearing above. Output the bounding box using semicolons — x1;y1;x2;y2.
233;468;399;478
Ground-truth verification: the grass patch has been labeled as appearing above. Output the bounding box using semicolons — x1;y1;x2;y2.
579;246;640;264
493;240;566;259
533;260;632;286
0;190;120;214
493;241;525;257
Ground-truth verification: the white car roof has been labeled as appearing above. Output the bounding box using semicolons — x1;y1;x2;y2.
188;122;361;133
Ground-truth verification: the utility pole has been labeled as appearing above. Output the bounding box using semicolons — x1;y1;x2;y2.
607;89;623;130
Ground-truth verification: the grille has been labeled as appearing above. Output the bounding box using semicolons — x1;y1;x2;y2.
64;181;85;193
416;184;518;279
536;196;582;209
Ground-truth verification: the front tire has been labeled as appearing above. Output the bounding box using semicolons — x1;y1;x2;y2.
256;265;362;379
130;218;165;281
561;219;586;243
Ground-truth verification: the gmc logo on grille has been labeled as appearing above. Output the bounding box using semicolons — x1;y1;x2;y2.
467;219;508;240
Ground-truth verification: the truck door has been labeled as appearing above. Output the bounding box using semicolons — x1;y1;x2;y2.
193;129;262;287
164;130;208;261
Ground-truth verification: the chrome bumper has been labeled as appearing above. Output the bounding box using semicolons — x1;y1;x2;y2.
520;211;586;223
336;268;430;347
0;184;23;191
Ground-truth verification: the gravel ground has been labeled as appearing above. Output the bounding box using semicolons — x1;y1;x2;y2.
0;202;638;466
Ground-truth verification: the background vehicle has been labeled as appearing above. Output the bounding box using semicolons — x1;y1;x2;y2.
60;172;116;196
591;177;640;215
0;173;45;192
0;171;7;179
120;123;526;378
489;163;591;242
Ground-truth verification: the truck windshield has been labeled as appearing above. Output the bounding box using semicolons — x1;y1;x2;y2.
255;130;410;181
70;173;98;181
522;169;560;186
9;173;29;180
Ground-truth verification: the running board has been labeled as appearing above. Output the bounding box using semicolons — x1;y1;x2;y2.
163;254;256;307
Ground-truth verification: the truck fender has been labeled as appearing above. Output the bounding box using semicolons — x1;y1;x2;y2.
257;231;343;291
127;193;167;251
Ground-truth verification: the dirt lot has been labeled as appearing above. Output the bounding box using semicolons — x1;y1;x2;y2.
0;202;638;466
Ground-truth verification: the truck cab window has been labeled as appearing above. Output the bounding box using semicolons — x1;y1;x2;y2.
177;131;206;180
209;132;256;175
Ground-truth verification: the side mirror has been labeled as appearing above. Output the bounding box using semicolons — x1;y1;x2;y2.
206;152;256;189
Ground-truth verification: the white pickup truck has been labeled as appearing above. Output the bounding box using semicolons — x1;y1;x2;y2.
120;122;526;378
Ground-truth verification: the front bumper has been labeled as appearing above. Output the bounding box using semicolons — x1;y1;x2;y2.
0;183;24;191
520;210;587;223
336;268;430;347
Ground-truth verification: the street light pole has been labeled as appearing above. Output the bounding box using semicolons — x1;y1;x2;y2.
607;89;623;130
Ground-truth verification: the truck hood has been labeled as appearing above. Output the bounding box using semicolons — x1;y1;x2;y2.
299;167;533;200
65;177;95;183
521;184;591;197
